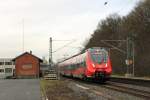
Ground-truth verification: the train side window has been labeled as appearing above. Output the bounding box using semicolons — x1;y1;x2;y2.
74;64;76;69
78;62;81;67
71;65;73;70
81;63;83;66
67;65;70;70
77;63;79;67
74;64;77;69
68;65;72;70
79;63;81;68
83;61;86;67
73;64;75;70
71;64;74;70
64;66;67;70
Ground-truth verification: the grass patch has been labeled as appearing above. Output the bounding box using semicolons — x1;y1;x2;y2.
40;79;89;100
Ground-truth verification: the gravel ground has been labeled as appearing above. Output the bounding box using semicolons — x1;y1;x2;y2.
67;79;145;100
40;79;90;100
68;82;108;100
41;77;148;100
91;85;143;100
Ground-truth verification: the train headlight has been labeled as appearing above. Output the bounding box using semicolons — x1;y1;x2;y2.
92;64;95;68
105;63;108;68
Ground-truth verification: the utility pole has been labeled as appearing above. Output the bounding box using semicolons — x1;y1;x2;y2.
132;41;135;76
126;37;129;75
22;19;24;52
100;37;135;77
48;38;75;65
48;38;76;80
126;34;135;77
49;37;52;68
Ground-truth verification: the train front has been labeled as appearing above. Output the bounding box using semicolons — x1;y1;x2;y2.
87;48;112;81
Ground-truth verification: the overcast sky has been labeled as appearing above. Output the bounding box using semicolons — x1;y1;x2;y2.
0;0;140;62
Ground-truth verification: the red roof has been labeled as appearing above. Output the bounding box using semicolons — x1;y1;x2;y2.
12;52;43;62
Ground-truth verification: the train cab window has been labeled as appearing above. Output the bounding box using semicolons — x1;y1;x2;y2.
103;54;108;62
90;51;108;64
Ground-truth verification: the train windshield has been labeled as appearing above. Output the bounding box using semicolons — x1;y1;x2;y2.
90;49;108;64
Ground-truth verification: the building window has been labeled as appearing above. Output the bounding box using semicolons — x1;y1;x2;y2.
0;62;4;65
0;69;4;72
5;62;12;65
22;64;33;69
12;62;15;65
5;68;12;73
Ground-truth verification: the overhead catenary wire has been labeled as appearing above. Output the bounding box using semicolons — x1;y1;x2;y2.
101;40;126;54
52;40;76;53
52;40;73;41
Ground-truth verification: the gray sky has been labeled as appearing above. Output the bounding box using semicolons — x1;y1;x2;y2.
0;0;140;62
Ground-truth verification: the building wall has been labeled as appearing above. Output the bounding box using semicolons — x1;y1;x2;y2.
15;54;40;78
40;63;49;77
0;58;15;79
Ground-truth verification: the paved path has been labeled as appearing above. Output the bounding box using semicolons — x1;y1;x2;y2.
0;79;40;100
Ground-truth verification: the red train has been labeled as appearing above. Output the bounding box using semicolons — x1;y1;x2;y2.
58;47;112;82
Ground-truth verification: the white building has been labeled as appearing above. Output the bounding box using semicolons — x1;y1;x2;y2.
0;58;15;79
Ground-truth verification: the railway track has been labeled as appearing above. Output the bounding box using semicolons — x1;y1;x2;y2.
105;81;150;99
62;76;150;99
110;76;150;87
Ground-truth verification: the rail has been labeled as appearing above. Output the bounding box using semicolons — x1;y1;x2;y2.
105;81;150;99
110;76;150;87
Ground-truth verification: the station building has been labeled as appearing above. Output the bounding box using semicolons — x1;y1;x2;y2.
0;58;15;79
12;52;43;78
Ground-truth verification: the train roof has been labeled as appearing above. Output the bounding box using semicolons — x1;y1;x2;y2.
87;47;109;50
57;52;81;64
57;47;109;64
